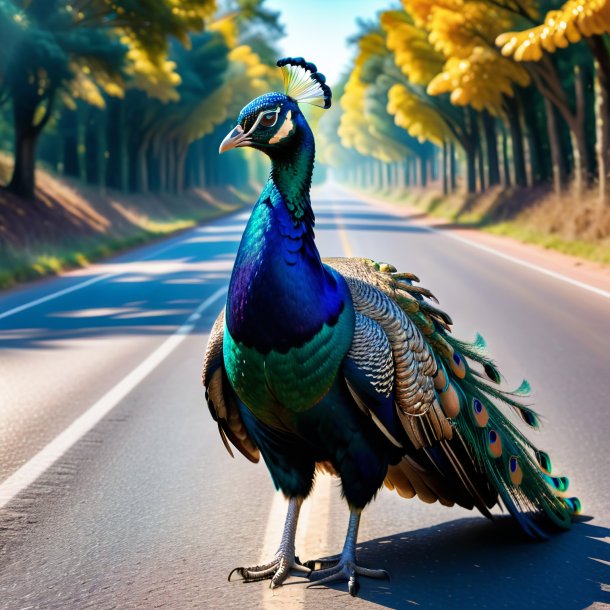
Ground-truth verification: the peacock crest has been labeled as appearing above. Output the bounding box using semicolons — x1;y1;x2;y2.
277;56;332;109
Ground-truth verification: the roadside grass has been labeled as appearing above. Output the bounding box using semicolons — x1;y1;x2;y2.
1;221;188;290
0;206;238;290
364;184;610;266
0;159;253;290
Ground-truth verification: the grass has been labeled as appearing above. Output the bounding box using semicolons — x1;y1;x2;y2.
0;209;227;290
363;184;610;266
0;158;254;290
485;222;610;264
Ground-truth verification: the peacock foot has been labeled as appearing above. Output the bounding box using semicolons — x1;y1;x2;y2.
228;497;310;588
306;508;389;596
306;553;389;596
228;552;310;588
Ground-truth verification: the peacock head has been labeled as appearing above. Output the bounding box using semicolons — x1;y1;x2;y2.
219;57;331;156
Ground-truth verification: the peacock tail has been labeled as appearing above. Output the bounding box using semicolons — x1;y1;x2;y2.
324;257;580;538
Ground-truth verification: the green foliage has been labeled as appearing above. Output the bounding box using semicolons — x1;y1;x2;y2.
0;0;284;199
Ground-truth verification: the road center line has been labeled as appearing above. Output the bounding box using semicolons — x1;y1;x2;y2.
0;286;227;510
333;203;354;258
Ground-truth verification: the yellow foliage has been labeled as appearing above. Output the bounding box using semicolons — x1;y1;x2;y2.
428;47;530;115
226;44;281;113
68;66;107;108
123;38;181;102
394;1;528;114
208;15;239;48
401;0;454;29
497;0;610;61
426;2;515;57
387;83;449;146
381;10;444;86
340;64;406;161
65;61;127;109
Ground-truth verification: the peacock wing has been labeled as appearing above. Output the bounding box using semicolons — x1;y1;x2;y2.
324;257;452;450
202;308;260;463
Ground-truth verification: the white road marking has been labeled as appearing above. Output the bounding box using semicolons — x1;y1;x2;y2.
333;204;354;258
0;272;119;321
354;188;610;301
296;473;334;560
260;474;334;608
0;286;227;510
436;228;610;300
0;227;208;321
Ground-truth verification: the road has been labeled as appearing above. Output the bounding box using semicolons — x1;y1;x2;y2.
1;183;609;610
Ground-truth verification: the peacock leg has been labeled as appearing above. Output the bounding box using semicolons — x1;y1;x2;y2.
228;497;310;588
307;508;389;597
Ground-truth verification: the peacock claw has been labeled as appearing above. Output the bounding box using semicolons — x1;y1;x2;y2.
307;556;389;597
228;554;311;588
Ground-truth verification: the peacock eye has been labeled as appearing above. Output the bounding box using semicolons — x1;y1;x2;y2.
260;111;278;127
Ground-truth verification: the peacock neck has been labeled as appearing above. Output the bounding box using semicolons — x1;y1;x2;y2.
268;115;315;224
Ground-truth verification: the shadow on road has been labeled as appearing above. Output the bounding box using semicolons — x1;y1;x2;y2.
0;224;240;349
314;517;610;609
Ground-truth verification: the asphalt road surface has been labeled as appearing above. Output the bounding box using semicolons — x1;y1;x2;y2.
1;183;609;610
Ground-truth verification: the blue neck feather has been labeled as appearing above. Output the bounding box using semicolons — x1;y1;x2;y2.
226;111;346;353
267;112;315;226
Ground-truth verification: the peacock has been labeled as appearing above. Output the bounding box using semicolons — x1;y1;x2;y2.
202;57;580;596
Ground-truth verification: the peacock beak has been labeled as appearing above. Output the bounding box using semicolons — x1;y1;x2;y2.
219;124;251;154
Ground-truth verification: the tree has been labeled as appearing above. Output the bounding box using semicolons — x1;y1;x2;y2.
0;0;214;198
497;0;610;197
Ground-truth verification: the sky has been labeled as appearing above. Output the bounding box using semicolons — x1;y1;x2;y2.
266;0;389;86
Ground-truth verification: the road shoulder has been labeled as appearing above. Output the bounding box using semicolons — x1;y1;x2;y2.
351;187;610;296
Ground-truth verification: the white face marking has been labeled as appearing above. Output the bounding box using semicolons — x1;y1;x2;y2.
269;110;293;144
246;107;280;136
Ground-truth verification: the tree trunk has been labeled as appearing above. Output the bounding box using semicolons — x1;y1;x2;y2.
465;144;476;194
543;97;566;195
450;143;457;192
531;57;594;193
85;106;104;187
482;112;500;187
8;130;37;199
196;139;206;187
176;143;187;194
589;35;610;203
505;97;527;187
7;89;44;199
380;162;388;191
419;154;427;188
106;98;127;192
136;132;152;193
167;140;177;193
477;139;486;192
500;122;511;188
442;142;449;196
7;73;56;198
572;65;592;195
520;91;547;186
61;107;80;178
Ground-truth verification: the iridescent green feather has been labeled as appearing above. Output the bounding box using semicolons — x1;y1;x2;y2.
380;261;580;535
